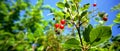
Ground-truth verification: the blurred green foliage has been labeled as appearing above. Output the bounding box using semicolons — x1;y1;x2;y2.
0;0;49;51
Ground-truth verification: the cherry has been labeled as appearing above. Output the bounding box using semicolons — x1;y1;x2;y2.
102;17;108;21
93;3;97;7
60;19;66;25
55;23;59;28
59;24;64;29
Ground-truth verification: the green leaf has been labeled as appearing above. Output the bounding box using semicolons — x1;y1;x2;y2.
65;2;70;8
56;2;65;9
95;17;100;22
83;24;93;42
71;4;76;11
36;0;43;8
80;11;88;18
114;18;120;23
65;12;70;19
112;34;120;41
98;12;106;18
111;4;120;11
116;13;120;18
54;11;64;17
114;13;120;23
73;0;81;3
65;38;79;44
89;26;112;46
63;38;81;49
80;3;90;11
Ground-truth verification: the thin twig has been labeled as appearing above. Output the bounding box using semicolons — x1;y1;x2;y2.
76;3;84;47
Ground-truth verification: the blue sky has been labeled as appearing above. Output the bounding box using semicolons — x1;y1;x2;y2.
29;0;120;36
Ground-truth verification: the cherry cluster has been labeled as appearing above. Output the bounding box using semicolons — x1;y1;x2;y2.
54;19;66;34
93;3;108;21
55;19;65;29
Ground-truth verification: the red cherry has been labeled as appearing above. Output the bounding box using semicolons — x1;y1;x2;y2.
55;23;59;28
93;3;97;7
102;17;108;21
59;24;64;29
60;19;66;25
